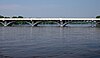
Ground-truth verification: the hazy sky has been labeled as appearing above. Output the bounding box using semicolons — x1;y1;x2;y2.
0;0;100;17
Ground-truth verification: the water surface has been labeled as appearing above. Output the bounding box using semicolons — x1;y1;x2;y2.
0;26;100;58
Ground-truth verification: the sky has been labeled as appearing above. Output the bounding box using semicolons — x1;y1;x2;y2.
0;0;100;18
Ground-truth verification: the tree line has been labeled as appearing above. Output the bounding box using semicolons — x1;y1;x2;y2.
0;15;23;18
0;15;100;18
96;16;100;18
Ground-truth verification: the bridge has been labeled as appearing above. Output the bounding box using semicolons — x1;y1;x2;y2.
0;18;100;27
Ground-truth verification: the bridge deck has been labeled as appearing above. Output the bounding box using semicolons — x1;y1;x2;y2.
0;18;100;20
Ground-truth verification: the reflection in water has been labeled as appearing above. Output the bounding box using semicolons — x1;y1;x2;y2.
0;26;100;58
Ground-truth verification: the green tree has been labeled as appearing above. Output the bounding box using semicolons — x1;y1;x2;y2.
5;17;10;18
12;16;18;18
96;16;100;18
18;16;23;18
0;15;4;18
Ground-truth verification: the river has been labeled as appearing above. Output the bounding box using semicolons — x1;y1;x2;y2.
0;26;100;58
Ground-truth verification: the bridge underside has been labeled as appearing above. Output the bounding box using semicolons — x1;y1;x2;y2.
0;20;99;27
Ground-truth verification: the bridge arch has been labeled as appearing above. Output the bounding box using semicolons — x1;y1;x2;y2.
25;20;70;27
0;20;15;26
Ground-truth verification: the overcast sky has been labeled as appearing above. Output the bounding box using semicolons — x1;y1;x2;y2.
0;0;100;17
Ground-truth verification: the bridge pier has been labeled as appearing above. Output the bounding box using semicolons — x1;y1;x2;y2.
91;20;95;27
59;20;69;27
60;20;63;27
0;20;14;26
25;20;41;26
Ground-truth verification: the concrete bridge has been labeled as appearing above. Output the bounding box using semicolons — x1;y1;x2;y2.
0;18;100;27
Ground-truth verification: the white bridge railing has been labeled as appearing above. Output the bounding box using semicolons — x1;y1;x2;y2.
0;18;100;21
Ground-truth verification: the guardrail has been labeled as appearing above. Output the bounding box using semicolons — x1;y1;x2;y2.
0;18;100;20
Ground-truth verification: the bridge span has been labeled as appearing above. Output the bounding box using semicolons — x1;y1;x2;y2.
0;18;100;27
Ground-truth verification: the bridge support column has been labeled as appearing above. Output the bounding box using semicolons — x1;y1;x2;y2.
0;20;14;26
25;21;34;26
60;20;63;27
25;20;41;26
91;20;94;27
59;20;69;27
